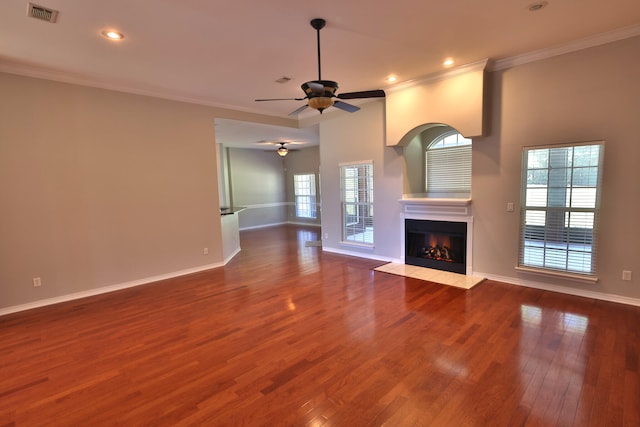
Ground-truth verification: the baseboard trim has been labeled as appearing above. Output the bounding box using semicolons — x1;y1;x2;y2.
322;246;402;264
239;221;321;231
474;271;640;307
323;246;640;307
286;221;321;227
0;262;225;317
239;221;288;231
223;247;241;265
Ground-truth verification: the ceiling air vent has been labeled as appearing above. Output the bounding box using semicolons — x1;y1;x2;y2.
27;3;58;23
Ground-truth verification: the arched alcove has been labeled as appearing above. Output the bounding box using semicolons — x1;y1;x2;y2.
402;122;470;198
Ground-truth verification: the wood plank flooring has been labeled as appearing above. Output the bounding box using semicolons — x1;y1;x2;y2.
1;225;639;426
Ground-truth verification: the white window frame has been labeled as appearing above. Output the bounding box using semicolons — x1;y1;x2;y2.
340;161;374;246
517;141;604;281
425;131;472;196
293;173;317;219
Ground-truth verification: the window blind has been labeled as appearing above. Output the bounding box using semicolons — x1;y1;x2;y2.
518;142;604;277
426;145;472;193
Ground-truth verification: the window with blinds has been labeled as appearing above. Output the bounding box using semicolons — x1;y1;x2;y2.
518;141;604;278
340;161;374;245
293;174;317;219
425;132;472;194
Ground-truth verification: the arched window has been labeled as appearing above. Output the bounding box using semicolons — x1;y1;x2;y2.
425;131;472;196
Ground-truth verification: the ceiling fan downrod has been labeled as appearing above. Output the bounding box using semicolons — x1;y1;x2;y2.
310;18;326;81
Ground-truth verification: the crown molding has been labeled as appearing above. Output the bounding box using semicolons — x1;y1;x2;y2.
0;61;290;119
490;24;640;71
385;59;489;94
2;24;639;117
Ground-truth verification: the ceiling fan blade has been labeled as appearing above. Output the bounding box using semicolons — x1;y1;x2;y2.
337;89;386;100
255;97;306;102
333;100;360;113
288;104;309;116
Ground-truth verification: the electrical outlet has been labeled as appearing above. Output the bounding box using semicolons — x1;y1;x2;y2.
203;247;209;255
507;202;514;212
33;277;42;287
622;270;632;281
324;233;328;239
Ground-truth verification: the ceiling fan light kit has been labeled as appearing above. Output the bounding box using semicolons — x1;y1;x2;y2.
277;143;289;157
255;18;385;116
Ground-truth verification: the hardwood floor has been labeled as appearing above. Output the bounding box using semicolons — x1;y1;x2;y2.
1;225;639;426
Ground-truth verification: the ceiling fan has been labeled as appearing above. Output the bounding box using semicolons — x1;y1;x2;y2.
276;142;290;157
255;18;386;116
256;140;300;156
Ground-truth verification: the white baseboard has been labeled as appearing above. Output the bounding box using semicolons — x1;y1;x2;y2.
223;247;241;264
239;221;321;231
6;252;636;318
0;262;225;317
286;221;321;227
239;221;288;231
323;246;640;307
322;246;402;264
474;271;640;307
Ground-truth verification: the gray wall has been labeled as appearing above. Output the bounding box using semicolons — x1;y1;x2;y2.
319;35;640;302
319;100;403;261
0;73;222;310
0;71;299;312
221;145;321;230
227;148;288;229
2;34;639;311
472;36;640;299
284;146;321;226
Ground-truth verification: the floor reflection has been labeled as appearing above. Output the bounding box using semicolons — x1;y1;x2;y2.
518;303;590;425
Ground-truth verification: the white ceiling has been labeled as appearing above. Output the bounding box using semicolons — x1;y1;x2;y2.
1;0;639;148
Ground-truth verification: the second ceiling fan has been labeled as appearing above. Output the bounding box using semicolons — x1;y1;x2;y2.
255;18;385;116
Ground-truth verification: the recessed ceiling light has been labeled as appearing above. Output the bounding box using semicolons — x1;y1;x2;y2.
528;1;548;12
101;30;124;40
385;75;397;83
443;58;455;67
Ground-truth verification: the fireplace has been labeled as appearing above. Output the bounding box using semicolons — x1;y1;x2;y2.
405;219;467;274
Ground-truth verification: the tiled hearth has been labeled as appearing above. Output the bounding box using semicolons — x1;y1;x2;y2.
374;262;484;289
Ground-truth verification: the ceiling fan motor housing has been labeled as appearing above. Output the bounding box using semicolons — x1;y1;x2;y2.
302;80;338;98
302;80;338;113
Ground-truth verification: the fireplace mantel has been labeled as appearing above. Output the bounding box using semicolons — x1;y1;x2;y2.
399;197;472;219
399;197;471;206
399;196;474;275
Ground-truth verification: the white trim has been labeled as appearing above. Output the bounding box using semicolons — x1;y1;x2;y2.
239;221;288;231
322;246;402;264
399;198;474;274
474;271;640;308
338;159;374;167
240;220;320;231
0;262;225;317
242;202;291;209
386;59;489;94
0;62;288;119
223;247;241;265
400;197;471;206
515;266;598;284
1;25;638;121
287;221;321;227
339;241;375;250
491;24;640;71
